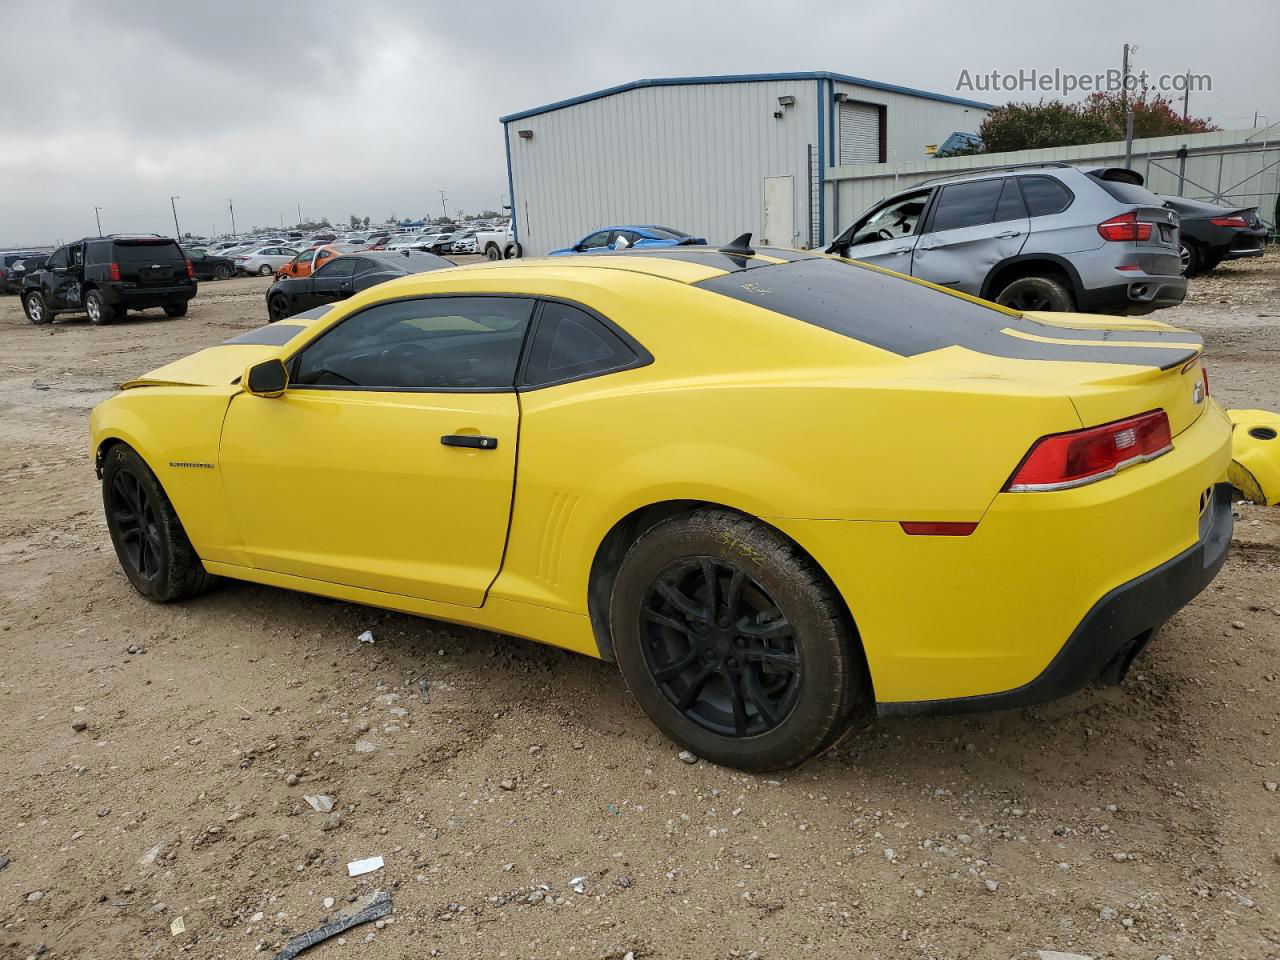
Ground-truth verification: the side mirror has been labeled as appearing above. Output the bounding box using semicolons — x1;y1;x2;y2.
244;358;289;397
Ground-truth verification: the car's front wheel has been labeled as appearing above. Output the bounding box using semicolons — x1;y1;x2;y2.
995;275;1075;312
23;291;51;325
610;509;865;771
484;243;502;261
101;444;216;602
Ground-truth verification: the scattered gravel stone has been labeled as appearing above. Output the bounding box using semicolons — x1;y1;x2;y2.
285;773;299;787
1231;620;1246;630
1265;782;1278;792
354;718;371;733
26;891;44;903
71;718;88;732
1099;906;1118;921
354;740;377;753
677;750;697;764
499;778;516;791
323;897;335;910
984;879;999;893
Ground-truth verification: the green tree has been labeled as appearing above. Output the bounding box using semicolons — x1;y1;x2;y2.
348;214;361;229
478;209;500;219
362;216;371;229
962;92;1218;155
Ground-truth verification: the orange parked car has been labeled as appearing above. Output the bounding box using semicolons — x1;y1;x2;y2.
276;244;343;280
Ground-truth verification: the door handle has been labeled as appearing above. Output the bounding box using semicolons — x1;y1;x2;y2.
441;434;498;450
996;230;1021;239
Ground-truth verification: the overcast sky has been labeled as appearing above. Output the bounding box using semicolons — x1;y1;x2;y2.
2;0;1277;246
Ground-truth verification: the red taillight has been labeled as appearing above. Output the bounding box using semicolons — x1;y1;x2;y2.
1097;211;1152;242
186;258;194;278
108;262;121;281
1202;366;1209;397
899;522;978;536
1209;216;1249;228
1005;410;1173;492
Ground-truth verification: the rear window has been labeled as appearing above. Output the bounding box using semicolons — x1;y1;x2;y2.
1018;177;1074;217
113;240;184;264
645;226;690;239
1086;173;1162;206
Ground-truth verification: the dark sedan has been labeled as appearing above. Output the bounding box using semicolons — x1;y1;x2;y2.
1160;196;1268;275
265;249;452;321
1;252;46;294
183;248;237;281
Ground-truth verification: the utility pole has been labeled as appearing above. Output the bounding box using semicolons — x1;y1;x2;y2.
1121;43;1134;169
1183;72;1191;123
297;201;302;227
170;195;182;239
93;206;103;236
438;190;447;220
228;198;237;237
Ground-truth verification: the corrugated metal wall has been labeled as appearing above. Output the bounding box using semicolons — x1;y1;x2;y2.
827;128;1280;239
506;80;821;256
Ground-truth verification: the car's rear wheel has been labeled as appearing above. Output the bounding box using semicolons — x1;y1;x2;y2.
102;444;216;602
214;263;233;280
1179;240;1200;277
258;264;274;276
610;509;865;771
995;275;1075;312
485;243;502;261
84;289;112;325
268;293;290;322
163;301;188;317
23;291;51;325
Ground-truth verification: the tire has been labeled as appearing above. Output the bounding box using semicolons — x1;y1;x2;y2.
1179;240;1200;277
214;263;233;280
163;301;188;317
994;275;1075;312
610;509;865;771
258;264;274;276
23;291;51;325
101;444;216;602
84;289;112;325
503;242;522;260
268;293;290;322
484;243;502;261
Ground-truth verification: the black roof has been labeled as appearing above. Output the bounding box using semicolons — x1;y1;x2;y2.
361;250;452;273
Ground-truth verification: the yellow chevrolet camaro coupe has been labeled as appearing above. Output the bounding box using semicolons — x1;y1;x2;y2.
90;240;1232;770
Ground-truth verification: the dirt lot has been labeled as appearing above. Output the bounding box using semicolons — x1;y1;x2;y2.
1;257;1278;960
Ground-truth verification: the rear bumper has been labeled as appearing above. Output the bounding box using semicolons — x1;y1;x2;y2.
105;283;196;308
878;482;1233;716
1078;277;1186;315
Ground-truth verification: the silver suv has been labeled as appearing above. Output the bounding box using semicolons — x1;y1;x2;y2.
827;164;1185;315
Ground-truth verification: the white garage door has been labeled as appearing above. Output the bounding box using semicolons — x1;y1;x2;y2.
839;102;881;164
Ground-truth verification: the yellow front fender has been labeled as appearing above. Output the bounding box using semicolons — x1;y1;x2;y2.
1227;409;1280;506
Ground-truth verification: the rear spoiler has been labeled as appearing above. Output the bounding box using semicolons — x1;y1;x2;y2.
1087;167;1145;186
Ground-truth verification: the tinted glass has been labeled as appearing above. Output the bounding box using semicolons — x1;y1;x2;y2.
522;302;637;387
85;242;111;265
46;247;69;269
580;231;611;249
293;296;533;390
316;257;358;278
1019;176;1074;216
930;179;1004;231
645;227;691;239
993;178;1028;221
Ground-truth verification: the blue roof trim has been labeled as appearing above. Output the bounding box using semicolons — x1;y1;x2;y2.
499;71;992;123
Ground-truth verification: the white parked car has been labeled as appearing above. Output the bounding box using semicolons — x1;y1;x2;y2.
451;230;479;254
236;245;300;276
385;234;427;251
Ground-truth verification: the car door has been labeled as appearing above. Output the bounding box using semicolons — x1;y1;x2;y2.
217;295;534;606
910;178;1030;295
287;249;317;278
41;246;74;306
830;191;930;270
308;256;358;306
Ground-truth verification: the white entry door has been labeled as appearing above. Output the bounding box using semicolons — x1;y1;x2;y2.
762;176;794;247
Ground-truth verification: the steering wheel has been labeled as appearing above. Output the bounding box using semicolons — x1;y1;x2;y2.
379;342;438;387
876;228;896;241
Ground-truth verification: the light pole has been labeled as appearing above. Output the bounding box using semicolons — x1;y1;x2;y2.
438;190;447;220
169;195;182;239
228;198;237;238
94;206;103;236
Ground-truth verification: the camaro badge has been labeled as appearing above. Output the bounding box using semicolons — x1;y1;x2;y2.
169;461;215;469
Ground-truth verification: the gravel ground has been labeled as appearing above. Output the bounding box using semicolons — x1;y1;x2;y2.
0;256;1277;960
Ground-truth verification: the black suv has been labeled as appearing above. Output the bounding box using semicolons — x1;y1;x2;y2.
21;236;196;325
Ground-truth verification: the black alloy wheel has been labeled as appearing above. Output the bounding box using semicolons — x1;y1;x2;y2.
641;557;802;737
108;464;163;583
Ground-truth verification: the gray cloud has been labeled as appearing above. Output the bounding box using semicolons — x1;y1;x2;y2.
2;0;1276;245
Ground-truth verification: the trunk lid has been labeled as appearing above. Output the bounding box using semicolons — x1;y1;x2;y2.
114;239;188;287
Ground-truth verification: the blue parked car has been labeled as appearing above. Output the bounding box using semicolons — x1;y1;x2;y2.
549;225;705;255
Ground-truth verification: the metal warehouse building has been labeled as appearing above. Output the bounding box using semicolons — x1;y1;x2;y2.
500;72;991;256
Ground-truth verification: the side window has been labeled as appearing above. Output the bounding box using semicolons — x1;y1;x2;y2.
46;247;70;269
521;301;641;388
293;297;533;391
1019;176;1074;217
929;179;1004;232
317;258;358;278
579;231;611;250
298;250;318;266
69;244;84;267
85;243;109;265
993;178;1028;222
851;191;929;244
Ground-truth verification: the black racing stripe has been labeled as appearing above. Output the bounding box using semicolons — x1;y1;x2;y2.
1020;318;1202;345
582;248;777;272
752;247;821;262
695;257;1201;369
223;323;307;346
